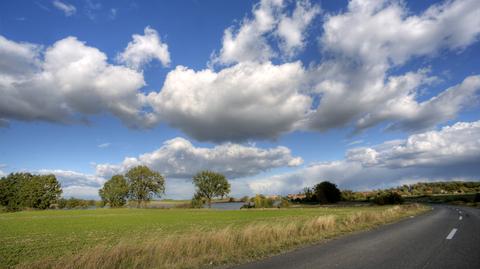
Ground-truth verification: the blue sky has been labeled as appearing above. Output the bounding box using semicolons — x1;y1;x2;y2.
1;0;480;199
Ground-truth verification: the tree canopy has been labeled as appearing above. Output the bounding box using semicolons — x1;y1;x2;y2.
192;171;230;207
0;173;62;211
314;181;341;204
125;166;165;207
99;175;129;207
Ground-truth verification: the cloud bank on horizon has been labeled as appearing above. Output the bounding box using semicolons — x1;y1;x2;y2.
1;0;480;199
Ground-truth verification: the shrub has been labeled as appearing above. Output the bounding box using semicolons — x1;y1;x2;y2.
253;195;274;208
278;198;290;208
372;192;404;205
474;193;480;203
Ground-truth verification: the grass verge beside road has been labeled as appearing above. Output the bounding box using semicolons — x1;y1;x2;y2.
1;204;428;268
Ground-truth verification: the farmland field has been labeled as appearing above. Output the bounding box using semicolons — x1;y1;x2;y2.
0;205;428;268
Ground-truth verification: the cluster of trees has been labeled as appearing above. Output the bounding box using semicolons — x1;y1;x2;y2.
57;197;100;209
388;181;480;196
0;173;62;211
291;181;407;205
100;167;231;208
99;166;165;207
240;195;290;209
294;181;342;204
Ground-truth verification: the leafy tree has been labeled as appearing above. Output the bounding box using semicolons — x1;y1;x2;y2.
303;187;316;202
314;181;341;204
99;175;129;207
0;173;61;211
253;194;274;208
125;166;165;207
192;171;230;207
341;190;356;201
0;173;24;211
23;174;62;209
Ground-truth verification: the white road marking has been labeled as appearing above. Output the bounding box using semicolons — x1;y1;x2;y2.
446;228;458;240
459;211;462;214
459;216;463;220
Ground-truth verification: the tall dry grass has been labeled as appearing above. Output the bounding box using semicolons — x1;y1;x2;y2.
20;204;427;269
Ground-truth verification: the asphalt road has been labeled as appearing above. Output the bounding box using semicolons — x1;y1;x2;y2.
232;205;480;269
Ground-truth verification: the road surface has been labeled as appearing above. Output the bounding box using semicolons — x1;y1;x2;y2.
232;205;480;269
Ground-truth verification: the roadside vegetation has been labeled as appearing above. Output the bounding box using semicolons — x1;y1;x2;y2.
1;204;427;268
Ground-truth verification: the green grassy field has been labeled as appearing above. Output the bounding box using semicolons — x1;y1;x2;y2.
0;205;427;268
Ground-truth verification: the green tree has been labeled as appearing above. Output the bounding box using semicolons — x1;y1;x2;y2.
253;194;274;208
99;175;129;207
0;173;62;211
23;174;62;209
314;181;341;204
192;171;230;208
125;166;165;207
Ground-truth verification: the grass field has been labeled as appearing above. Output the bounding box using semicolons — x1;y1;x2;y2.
0;205;428;268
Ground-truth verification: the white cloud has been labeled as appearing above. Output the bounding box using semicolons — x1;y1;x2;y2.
52;0;76;16
248;120;480;195
276;0;320;57
211;0;319;65
306;0;480;132
109;8;117;20
117;26;171;69
147;61;311;141
2;0;480;143
38;169;104;187
321;0;480;67
97;143;111;148
347;121;480;168
358;75;480;132
62;186;100;199
0;35;41;76
0;35;155;128
95;137;302;179
212;0;283;65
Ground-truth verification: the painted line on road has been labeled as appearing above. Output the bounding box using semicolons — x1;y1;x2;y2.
459;216;463;220
446;228;458;240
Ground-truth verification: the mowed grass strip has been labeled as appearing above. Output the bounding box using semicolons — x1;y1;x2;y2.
0;205;428;268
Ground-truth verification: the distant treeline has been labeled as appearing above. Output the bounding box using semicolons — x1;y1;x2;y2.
341;181;480;202
387;181;480;196
0;173;62;211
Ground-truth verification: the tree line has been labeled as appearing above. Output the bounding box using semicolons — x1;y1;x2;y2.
0;165;231;211
0;173;62;211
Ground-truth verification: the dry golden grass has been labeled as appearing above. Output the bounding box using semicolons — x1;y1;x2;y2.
19;204;427;269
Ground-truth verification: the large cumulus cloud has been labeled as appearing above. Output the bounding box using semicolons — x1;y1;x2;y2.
95;137;303;179
0;35;154;128
147;62;311;141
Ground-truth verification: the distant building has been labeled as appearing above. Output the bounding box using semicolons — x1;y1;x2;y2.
287;193;306;200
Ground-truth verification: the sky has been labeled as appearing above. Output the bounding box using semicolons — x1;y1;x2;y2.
0;0;479;199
